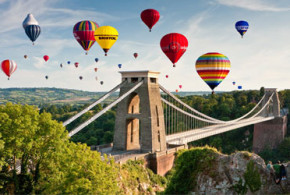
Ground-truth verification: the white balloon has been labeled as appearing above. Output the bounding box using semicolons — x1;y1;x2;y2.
22;13;39;29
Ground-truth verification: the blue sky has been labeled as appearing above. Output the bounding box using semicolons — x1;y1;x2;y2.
0;0;290;92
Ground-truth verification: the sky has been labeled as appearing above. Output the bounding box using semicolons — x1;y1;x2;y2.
0;0;290;92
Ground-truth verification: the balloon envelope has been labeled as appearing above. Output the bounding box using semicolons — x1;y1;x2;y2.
238;86;242;89
67;61;71;64
160;33;188;67
25;25;41;43
233;81;236;85
140;9;160;32
23;13;39;29
235;20;249;38
94;67;98;72
79;76;83;80
94;26;118;56
118;64;122;68
73;20;99;53
75;62;79;67
133;53;138;58
179;85;182;89
1;60;17;78
165;75;168;78
45;75;48;79
100;81;104;85
95;58;99;63
195;52;230;91
24;55;28;59
43;55;49;62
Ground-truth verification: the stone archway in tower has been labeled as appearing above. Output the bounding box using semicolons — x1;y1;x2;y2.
126;93;141;150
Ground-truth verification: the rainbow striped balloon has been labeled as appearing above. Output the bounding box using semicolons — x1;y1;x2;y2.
195;52;230;91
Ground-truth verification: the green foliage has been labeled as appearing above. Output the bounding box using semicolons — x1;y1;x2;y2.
120;160;167;192
244;160;261;192
0;103;119;194
165;146;218;194
232;178;247;195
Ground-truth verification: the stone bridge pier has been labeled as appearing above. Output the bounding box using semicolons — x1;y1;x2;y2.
253;88;288;153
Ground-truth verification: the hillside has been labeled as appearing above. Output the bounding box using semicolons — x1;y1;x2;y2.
0;87;213;106
0;88;117;105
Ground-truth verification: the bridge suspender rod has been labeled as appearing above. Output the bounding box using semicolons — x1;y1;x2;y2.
250;93;274;118
159;84;223;122
161;98;225;124
68;80;144;137
63;80;127;126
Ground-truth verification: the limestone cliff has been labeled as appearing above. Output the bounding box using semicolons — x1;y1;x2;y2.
165;147;290;194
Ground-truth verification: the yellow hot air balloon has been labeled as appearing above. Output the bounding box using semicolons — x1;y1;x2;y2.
94;26;118;56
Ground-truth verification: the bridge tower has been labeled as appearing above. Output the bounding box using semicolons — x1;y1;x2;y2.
253;88;287;153
260;88;280;117
113;71;167;153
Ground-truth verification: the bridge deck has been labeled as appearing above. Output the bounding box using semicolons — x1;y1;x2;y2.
166;116;275;145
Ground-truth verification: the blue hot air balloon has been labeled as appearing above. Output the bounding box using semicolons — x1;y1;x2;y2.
238;85;242;90
95;58;99;63
25;25;41;44
67;61;71;64
118;64;122;68
232;81;236;85
235;21;249;38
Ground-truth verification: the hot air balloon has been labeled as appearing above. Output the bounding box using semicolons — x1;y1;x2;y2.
133;53;138;59
175;89;178;93
67;61;71;64
73;20;99;54
1;60;17;79
165;75;168;78
179;85;182;89
95;58;99;63
118;64;122;68
24;55;28;59
23;14;41;45
160;33;188;67
235;20;249;38
60;63;63;68
95;76;98;81
25;25;41;45
94;26;118;56
140;9;160;32
195;52;230;94
238;86;242;89
100;81;104;85
94;67;98;72
75;62;79;68
43;55;49;62
45;75;48;80
79;76;83;80
232;81;236;85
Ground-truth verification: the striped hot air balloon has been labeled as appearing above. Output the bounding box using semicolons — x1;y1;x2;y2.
1;59;17;80
73;20;99;54
195;52;230;93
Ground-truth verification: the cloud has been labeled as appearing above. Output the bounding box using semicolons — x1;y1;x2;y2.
215;0;290;11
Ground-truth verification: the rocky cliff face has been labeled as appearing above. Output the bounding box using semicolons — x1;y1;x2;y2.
195;151;289;194
165;147;289;194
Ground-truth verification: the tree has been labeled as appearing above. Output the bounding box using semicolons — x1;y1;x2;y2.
0;103;119;194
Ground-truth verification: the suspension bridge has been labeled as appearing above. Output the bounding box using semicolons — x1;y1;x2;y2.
63;70;287;175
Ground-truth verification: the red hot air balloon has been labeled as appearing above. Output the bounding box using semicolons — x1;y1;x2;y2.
179;85;182;89
141;9;160;32
175;89;178;93
75;62;79;68
1;59;17;79
43;55;49;62
165;75;168;78
160;33;188;67
73;20;99;55
133;52;138;59
94;67;98;72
